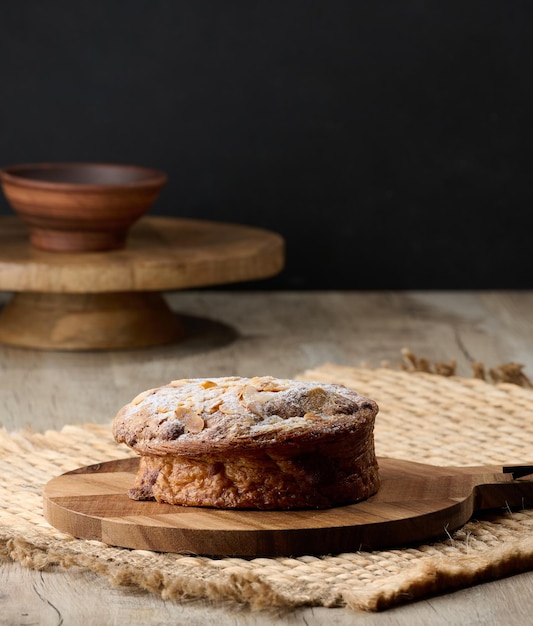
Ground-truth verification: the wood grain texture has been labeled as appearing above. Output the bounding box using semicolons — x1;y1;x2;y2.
42;457;533;557
7;559;533;626
4;290;533;623
0;216;285;292
2;290;533;432
0;216;284;349
0;292;184;350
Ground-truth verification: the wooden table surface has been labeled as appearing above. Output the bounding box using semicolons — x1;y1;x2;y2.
2;289;533;625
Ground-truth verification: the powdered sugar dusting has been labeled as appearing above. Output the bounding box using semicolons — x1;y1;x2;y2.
114;376;377;450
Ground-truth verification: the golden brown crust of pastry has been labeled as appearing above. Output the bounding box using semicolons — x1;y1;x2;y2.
113;376;380;509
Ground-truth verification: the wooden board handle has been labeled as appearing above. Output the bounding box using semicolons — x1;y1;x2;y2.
43;458;533;557
475;479;533;512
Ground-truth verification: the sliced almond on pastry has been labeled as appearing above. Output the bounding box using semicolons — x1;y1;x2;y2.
175;407;205;433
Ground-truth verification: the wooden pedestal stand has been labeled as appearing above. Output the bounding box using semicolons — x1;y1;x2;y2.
0;216;284;350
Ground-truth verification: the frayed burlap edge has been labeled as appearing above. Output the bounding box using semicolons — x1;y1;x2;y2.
4;523;533;612
2;535;310;612
343;538;533;611
3;361;533;612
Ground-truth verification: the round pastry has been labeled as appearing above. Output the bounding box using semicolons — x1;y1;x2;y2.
112;376;380;510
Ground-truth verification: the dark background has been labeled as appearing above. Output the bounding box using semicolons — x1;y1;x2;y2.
1;1;531;289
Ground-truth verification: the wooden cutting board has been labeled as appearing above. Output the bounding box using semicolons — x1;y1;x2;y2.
42;457;533;557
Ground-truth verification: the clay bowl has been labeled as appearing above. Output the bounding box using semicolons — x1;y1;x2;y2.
0;162;168;252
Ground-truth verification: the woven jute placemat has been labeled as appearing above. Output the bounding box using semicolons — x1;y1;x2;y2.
2;363;533;612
